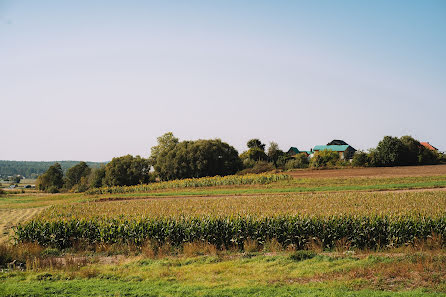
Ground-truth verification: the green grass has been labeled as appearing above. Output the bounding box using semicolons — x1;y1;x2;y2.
1;279;444;297
1;254;445;296
0;193;87;209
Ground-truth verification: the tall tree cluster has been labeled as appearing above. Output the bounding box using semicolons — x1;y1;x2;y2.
151;134;241;181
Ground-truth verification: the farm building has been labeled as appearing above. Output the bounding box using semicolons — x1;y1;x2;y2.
313;144;356;160
420;142;438;151
287;147;301;156
327;139;348;145
287;147;313;157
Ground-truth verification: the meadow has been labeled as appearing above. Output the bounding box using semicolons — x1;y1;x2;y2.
1;166;446;296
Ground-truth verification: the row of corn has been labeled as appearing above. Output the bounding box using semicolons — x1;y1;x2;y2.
85;173;292;195
14;215;446;250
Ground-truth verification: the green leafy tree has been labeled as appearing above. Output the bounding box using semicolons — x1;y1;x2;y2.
352;151;370;167
399;136;423;165
89;166;106;188
373;136;407;166
285;153;309;169
418;148;439;165
155;139;242;180
240;139;268;167
267;142;285;167
104;155;151;187
36;163;64;193
247;139;266;150
64;162;91;190
150;132;179;165
310;150;340;168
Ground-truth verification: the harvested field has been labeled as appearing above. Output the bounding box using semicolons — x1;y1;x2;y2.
0;207;45;243
288;164;446;179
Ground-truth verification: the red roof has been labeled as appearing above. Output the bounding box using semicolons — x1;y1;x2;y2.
420;142;438;151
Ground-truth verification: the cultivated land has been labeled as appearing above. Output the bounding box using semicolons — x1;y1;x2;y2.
287;164;446;178
1;165;446;296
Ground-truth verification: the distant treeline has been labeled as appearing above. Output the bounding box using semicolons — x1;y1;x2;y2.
30;133;446;194
0;161;106;179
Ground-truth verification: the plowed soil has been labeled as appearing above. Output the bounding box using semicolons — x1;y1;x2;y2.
288;164;446;179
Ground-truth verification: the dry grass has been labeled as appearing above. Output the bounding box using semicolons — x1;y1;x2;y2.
183;241;218;257
322;253;446;291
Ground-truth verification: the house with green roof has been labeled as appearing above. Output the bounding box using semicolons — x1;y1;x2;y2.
313;144;356;160
287;147;300;156
287;147;313;157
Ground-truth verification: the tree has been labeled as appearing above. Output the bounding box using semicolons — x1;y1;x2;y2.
399;136;422;165
240;139;268;167
64;162;91;190
104;155;151;187
150;132;179;165
89;166;106;188
155;139;242;180
352;151;369;167
373;136;407;166
267;142;285;167
310;150;339;168
36;163;64;193
11;175;21;184
247;139;265;150
285;153;309;169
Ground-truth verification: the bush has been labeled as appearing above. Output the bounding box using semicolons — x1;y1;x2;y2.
310;150;340;168
47;186;59;194
290;250;317;261
285;153;309;169
242;158;256;169
352;151;369;167
438;152;446;163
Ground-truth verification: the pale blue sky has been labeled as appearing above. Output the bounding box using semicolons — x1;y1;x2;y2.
1;0;445;161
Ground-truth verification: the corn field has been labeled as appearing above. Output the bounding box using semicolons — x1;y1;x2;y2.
14;215;446;250
85;173;292;195
37;191;446;220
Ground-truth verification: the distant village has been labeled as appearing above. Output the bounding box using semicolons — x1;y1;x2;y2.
287;139;439;160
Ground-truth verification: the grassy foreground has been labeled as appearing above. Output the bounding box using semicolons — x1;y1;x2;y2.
1;251;446;296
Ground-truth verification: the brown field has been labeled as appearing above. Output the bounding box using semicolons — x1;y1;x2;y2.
288;164;446;179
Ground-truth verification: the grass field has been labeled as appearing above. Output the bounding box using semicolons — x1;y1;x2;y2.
1;165;446;296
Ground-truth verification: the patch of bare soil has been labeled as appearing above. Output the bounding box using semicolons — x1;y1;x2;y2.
288;164;446;179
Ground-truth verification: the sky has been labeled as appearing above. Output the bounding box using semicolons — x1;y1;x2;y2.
1;0;445;161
